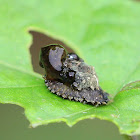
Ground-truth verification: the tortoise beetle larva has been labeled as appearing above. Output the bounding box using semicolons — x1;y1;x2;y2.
39;44;109;106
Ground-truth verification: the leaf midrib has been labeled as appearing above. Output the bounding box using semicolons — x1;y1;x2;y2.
0;85;44;89
0;60;42;79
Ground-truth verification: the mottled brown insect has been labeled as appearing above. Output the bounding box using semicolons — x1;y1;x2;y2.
39;44;109;106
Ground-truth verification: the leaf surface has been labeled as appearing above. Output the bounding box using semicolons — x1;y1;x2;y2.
0;0;140;135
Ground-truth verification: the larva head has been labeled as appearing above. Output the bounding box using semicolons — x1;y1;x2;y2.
39;44;67;80
67;53;80;61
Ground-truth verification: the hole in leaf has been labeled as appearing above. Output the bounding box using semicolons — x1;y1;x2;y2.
29;31;74;75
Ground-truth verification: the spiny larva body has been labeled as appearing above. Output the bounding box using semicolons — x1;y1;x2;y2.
39;44;109;106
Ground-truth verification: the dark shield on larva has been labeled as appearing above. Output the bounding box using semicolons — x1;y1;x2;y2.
39;44;109;106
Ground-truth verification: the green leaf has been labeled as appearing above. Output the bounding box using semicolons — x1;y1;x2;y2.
0;0;140;135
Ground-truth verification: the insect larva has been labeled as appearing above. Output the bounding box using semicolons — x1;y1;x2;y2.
39;44;109;106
